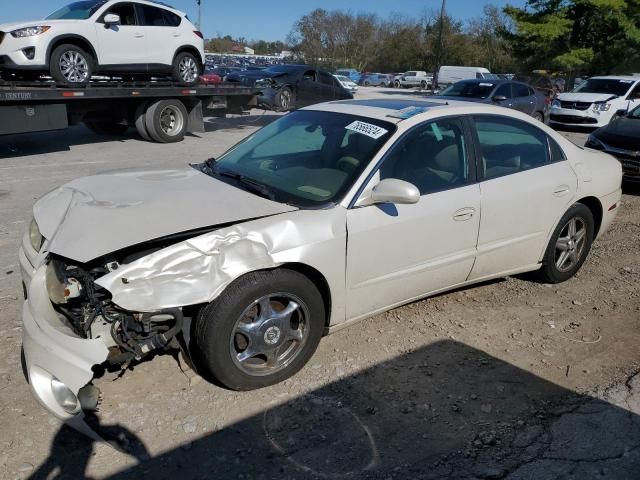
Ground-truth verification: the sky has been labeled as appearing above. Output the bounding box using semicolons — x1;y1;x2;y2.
0;0;528;42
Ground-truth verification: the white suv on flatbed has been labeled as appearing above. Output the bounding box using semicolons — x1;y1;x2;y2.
550;76;640;128
0;0;205;84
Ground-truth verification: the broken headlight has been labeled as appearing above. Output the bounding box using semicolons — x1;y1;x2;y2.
29;218;44;252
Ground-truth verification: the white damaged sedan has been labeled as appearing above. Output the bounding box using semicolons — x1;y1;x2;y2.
20;98;622;426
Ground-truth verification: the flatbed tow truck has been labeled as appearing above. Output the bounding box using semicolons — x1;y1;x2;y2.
0;79;257;143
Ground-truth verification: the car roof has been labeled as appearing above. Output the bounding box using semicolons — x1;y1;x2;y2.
304;98;504;123
589;75;640;81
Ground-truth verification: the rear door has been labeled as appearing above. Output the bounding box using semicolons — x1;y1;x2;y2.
296;70;322;107
468;115;577;280
135;3;182;66
512;83;537;115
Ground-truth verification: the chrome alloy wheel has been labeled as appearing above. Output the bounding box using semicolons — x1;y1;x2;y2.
279;89;292;110
158;105;184;136
555;217;587;272
59;51;89;82
230;293;310;376
179;56;198;82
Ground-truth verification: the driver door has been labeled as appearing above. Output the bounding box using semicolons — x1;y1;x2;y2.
345;117;481;320
94;2;144;66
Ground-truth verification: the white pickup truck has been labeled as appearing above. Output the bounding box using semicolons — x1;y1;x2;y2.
393;71;433;89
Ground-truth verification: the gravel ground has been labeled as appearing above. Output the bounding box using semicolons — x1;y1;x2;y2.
0;87;639;479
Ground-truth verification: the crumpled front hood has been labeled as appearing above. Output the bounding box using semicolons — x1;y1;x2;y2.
557;92;618;103
34;168;298;263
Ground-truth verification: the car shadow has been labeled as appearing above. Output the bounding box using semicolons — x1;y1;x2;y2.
204;112;282;133
0;125;137;159
28;340;640;479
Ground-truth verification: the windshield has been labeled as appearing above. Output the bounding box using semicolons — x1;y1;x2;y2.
47;0;107;19
441;81;496;99
207;110;396;207
572;78;634;96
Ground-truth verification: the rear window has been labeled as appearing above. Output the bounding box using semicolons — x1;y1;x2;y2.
441;81;496;99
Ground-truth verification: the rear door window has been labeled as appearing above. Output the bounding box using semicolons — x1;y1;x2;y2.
513;83;531;98
138;4;181;26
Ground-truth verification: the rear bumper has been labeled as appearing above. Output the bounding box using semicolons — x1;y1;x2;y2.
597;189;623;240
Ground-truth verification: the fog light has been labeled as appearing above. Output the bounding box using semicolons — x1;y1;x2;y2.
23;47;35;60
51;378;79;414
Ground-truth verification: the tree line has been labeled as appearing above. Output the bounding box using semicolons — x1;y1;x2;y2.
207;0;640;76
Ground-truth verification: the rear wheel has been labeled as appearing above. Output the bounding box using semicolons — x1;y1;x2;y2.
193;269;325;391
420;80;427;89
134;102;152;141
50;44;94;84
533;111;544;122
172;52;201;84
538;203;594;283
144;99;188;143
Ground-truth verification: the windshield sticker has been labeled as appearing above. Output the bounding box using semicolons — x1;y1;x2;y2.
431;123;444;141
345;121;389;139
387;106;430;119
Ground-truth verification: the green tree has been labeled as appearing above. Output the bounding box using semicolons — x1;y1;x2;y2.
505;0;640;75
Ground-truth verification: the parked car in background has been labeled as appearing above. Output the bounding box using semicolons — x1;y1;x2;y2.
437;66;496;87
393;71;433;89
585;104;640;183
334;74;358;94
0;0;205;84
226;64;353;111
206;66;241;80
335;68;361;84
361;73;394;87
433;79;548;122
550;76;640;128
20;98;621;428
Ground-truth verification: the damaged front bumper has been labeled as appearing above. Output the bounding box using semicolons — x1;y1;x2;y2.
22;262;110;420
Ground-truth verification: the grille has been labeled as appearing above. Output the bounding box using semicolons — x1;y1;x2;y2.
550;114;597;124
560;101;591;111
615;155;640;174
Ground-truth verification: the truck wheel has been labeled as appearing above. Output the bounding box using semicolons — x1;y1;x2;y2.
420;80;427;89
144;99;188;143
172;52;201;84
193;269;325;391
275;87;295;112
84;120;128;135
50;44;94;84
134;102;152;141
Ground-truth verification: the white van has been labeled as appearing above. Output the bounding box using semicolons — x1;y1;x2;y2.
437;66;496;86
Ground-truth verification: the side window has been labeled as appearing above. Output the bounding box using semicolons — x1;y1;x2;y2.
494;84;512;98
549;137;566;163
302;70;316;82
319;72;336;86
380;118;469;195
104;3;137;25
629;84;640;100
476;72;483;79
474;116;549;180
139;5;180;26
513;83;531;98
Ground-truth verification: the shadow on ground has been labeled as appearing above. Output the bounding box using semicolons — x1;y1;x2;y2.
29;340;640;479
0;125;137;158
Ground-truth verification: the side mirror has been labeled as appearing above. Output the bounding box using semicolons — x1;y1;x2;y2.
104;13;121;26
370;179;420;205
493;95;508;102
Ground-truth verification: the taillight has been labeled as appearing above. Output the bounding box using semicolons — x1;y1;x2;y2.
193;31;203;39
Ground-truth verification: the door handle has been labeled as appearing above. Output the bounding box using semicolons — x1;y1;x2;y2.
173;33;181;37
553;185;571;197
453;207;476;221
135;33;144;38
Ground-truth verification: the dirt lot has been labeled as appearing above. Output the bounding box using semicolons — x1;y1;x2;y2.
0;87;639;479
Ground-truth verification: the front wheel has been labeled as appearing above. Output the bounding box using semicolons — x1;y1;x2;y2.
50;44;94;84
172;52;201;84
532;111;545;122
275;87;295;111
538;203;594;283
193;269;325;391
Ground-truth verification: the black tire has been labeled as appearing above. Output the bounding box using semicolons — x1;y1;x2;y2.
532;111;545;122
420;80;427;89
394;80;401;88
50;44;94;84
275;87;295;112
134;102;152;142
538;203;595;284
144;99;188;143
193;269;325;391
171;51;201;84
364;81;370;87
84;120;129;135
